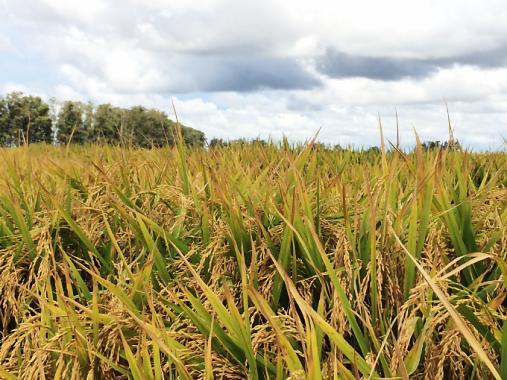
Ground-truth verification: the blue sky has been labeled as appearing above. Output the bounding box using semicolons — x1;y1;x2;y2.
1;0;506;149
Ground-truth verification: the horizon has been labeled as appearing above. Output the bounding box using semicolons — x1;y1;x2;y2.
1;1;507;150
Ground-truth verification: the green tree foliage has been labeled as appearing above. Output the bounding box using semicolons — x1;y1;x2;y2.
181;125;205;147
0;97;8;146
0;92;206;148
422;140;462;151
123;106;173;147
93;103;123;144
209;137;266;148
121;106;205;148
422;140;442;150
56;101;91;145
209;137;226;148
0;92;52;146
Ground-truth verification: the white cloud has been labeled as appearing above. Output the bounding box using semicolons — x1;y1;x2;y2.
0;35;10;51
1;82;31;94
0;0;506;149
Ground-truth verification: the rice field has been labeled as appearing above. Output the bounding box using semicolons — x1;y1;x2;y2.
0;137;505;379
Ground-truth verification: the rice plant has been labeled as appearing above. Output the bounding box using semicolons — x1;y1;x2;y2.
0;138;505;379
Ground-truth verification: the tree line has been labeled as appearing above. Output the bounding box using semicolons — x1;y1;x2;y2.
0;92;205;148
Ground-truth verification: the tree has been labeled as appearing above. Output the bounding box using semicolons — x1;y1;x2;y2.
93;103;123;144
0;92;206;148
6;92;28;145
0;92;52;146
209;138;226;148
123;106;175;148
365;146;381;154
123;106;207;148
421;140;462;151
442;140;462;151
181;125;205;147
25;96;53;144
56;101;89;145
0;97;9;146
82;102;94;142
422;141;442;151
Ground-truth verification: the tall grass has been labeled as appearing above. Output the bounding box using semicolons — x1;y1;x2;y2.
0;140;505;379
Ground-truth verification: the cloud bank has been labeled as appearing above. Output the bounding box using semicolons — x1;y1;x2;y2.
1;0;506;149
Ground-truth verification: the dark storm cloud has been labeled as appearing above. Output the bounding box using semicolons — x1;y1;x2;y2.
175;56;322;92
212;57;321;91
316;49;438;80
453;47;507;68
317;47;507;81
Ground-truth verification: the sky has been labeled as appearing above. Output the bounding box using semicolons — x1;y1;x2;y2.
1;0;506;149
